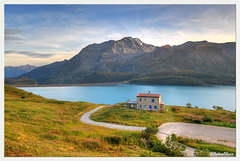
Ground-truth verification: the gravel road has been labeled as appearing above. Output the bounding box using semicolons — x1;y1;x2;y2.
80;106;236;157
80;106;146;131
157;122;236;148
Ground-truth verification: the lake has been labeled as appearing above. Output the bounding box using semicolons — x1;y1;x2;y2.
18;84;236;111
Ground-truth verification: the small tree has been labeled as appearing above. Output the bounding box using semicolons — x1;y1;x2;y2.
194;147;210;157
141;124;159;140
186;103;192;108
165;134;186;156
213;105;224;110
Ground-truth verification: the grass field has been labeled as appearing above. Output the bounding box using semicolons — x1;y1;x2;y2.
177;137;236;155
4;85;167;157
91;103;236;128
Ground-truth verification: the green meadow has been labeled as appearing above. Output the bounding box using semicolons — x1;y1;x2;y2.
4;85;167;157
91;103;236;128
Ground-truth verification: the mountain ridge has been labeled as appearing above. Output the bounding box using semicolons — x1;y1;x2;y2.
4;65;37;78
16;37;236;86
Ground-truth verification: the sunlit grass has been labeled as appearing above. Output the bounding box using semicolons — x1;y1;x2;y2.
91;103;236;128
4;85;167;157
177;136;236;155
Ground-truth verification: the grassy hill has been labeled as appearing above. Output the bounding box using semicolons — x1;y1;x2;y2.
4;85;167;157
91;103;236;128
5;77;37;86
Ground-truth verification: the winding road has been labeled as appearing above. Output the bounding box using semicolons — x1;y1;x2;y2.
80;106;236;157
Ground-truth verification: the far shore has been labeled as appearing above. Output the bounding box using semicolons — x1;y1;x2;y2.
11;81;129;87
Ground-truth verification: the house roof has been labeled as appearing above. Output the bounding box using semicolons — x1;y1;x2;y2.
137;93;161;98
126;100;137;104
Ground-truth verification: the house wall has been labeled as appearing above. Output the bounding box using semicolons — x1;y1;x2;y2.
137;96;161;112
126;103;137;109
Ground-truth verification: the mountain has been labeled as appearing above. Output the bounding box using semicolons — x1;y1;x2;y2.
21;37;236;86
20;59;67;80
36;37;156;84
4;65;37;78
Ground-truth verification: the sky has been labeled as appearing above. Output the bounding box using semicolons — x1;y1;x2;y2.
4;4;236;66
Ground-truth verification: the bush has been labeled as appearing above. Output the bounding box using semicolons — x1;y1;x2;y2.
203;115;213;122
186;103;192;108
141;125;159;139
194;147;210;157
165;134;186;156
192;118;203;124
104;136;122;145
146;136;160;149
172;106;180;112
213;106;224;110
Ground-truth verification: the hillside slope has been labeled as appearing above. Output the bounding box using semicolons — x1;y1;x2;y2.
4;85;166;157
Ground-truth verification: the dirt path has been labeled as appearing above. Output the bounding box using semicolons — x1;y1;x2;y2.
80;106;146;131
80;106;236;157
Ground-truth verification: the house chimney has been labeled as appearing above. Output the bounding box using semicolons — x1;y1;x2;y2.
147;91;150;97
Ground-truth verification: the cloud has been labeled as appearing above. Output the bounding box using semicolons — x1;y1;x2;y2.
4;5;235;66
188;19;205;22
5;28;24;41
5;29;23;35
5;50;54;58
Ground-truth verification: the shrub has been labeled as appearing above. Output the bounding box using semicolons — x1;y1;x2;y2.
165;134;186;156
146;136;160;149
186;103;192;108
192;118;203;124
194;147;210;157
172;106;179;112
213;105;224;110
152;140;169;154
203;115;213;122
141;125;159;139
104;136;122;145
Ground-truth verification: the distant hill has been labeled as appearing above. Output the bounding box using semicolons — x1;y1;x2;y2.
20;59;67;80
21;37;236;86
4;65;37;78
5;77;37;86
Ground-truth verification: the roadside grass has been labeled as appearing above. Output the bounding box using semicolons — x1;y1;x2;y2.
5;85;167;157
91;103;236;128
177;137;236;155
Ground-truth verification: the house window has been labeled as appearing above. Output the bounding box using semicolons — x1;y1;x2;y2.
140;98;142;101
154;106;157;109
144;105;146;107
152;99;154;102
140;105;142;108
144;98;146;100
149;105;152;109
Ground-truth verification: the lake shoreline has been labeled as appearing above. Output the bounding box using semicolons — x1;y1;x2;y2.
11;81;129;87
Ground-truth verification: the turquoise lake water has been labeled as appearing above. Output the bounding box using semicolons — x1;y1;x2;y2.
19;84;236;111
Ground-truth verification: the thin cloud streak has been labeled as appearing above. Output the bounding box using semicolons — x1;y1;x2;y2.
5;50;54;58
